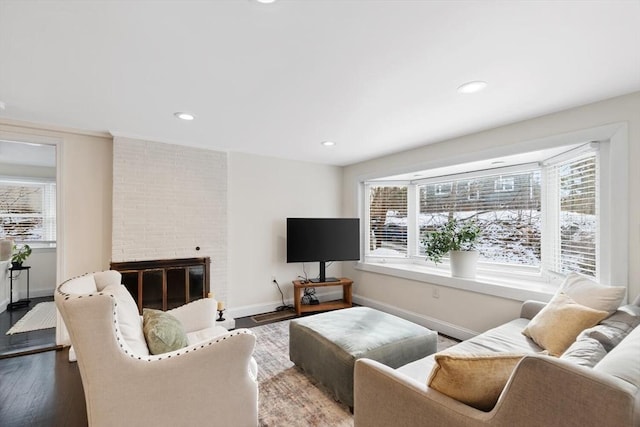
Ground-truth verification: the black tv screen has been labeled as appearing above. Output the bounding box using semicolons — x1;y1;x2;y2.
287;218;360;282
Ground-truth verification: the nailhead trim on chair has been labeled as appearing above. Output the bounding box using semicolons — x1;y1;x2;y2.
57;273;255;362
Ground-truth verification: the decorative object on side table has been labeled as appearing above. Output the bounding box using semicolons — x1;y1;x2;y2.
216;301;226;322
421;217;481;279
11;243;32;268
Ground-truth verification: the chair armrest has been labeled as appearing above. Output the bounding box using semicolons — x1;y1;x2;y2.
166;298;217;332
84;329;258;426
520;300;546;320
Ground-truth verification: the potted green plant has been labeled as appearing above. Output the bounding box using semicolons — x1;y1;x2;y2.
421;217;481;278
11;243;32;268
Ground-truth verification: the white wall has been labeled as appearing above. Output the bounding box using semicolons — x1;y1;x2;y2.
228;152;343;317
343;92;640;337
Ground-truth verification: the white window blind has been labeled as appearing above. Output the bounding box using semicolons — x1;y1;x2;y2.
418;168;542;265
543;152;598;277
0;179;56;243
366;184;408;256
363;142;601;281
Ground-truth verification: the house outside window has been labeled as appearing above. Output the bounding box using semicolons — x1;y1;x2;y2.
0;178;56;246
363;143;599;282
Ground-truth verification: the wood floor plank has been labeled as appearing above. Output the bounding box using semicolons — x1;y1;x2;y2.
0;349;87;427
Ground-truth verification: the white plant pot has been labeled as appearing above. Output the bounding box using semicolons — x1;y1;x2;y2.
450;250;479;279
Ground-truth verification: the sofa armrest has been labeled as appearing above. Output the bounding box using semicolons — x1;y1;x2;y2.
519;300;546;320
355;355;639;427
166;298;217;332
494;354;638;426
354;359;491;427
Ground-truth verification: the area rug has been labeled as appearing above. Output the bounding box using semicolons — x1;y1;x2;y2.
251;319;459;426
252;320;354;427
6;302;56;335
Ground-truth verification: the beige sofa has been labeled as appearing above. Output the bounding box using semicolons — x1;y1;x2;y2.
354;299;640;427
56;270;259;427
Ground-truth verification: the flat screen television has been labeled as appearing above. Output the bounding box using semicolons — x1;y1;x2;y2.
286;218;360;283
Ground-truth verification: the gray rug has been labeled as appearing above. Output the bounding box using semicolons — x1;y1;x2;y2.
251;319;459;426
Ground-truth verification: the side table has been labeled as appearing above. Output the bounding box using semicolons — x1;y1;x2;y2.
8;265;31;311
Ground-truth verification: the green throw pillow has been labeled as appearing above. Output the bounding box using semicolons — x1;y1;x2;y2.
142;308;189;355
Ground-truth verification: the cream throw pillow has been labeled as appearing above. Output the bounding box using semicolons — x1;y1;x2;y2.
522;292;608;356
428;353;524;411
103;284;150;356
558;273;626;314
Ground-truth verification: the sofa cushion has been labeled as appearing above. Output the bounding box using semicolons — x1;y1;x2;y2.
427;353;524;411
103;284;149;356
522;292;608;356
560;336;607;367
577;304;640;352
594;324;640;388
143;308;189;355
557;273;626;314
186;325;229;345
93;270;122;291
398;318;541;384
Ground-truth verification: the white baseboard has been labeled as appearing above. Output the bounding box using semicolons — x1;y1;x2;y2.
228;290;344;319
352;294;479;341
230;291;477;341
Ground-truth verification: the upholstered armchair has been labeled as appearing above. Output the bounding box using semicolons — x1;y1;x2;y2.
55;270;258;427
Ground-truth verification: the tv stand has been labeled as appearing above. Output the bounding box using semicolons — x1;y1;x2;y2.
310;277;339;283
293;278;353;316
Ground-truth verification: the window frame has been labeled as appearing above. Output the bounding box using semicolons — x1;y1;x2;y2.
354;123;628;302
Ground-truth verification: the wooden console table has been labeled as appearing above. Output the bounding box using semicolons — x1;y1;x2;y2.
293;278;353;316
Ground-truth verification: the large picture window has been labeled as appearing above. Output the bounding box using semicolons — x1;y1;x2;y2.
0;178;56;244
364;144;599;279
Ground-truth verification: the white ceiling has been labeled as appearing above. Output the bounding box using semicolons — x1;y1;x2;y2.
0;0;639;167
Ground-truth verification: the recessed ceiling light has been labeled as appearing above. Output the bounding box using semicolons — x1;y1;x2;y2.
321;141;336;147
174;112;195;121
256;0;277;3
457;81;488;94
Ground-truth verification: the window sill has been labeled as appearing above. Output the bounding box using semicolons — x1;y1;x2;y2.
355;261;556;302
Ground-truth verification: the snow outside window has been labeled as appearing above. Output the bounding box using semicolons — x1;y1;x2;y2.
0;178;57;245
366;185;408;256
417;168;541;267
363;145;599;279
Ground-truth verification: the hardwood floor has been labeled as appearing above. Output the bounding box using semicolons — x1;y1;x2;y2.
0;296;59;359
0;348;87;427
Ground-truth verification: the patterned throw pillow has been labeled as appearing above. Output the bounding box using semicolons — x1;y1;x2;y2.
142;308;189;355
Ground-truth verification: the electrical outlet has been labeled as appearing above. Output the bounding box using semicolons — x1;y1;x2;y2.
432;287;440;299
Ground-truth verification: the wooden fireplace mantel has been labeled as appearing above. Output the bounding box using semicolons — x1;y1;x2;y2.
110;257;211;313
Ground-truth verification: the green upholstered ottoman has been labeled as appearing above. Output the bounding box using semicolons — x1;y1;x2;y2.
289;307;437;408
